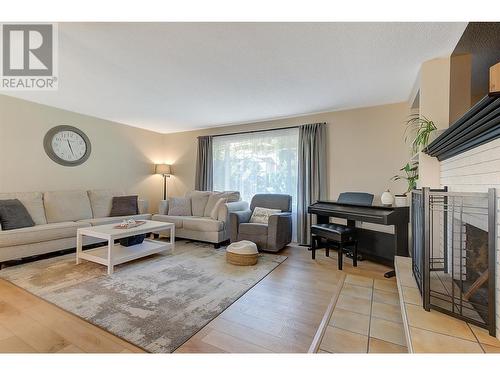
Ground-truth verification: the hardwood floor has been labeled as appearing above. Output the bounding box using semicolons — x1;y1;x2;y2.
176;245;393;353
0;244;392;353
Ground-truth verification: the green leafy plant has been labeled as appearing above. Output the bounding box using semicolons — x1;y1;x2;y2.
391;162;418;194
405;115;437;154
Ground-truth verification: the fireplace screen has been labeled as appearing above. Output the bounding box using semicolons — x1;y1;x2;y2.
411;187;496;336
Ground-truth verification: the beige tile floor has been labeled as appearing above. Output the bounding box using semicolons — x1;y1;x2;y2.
395;257;500;353
318;273;408;353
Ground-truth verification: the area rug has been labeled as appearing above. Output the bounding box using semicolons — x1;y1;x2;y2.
0;240;287;353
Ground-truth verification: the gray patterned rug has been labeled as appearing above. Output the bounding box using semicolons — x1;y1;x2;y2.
0;240;286;353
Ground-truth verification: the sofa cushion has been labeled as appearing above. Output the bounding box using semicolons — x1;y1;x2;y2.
88;190;125;218
0;192;46;225
186;191;211;216
0;199;35;231
183;217;224;232
78;214;151;226
0;221;90;247
204;192;224;217
168;197;192;216
44;191;93;223
151;214;184;229
110;195;138;217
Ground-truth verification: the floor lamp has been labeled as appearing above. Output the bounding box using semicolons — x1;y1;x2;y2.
155;164;172;200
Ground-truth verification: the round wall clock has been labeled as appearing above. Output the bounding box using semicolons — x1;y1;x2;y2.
43;125;92;166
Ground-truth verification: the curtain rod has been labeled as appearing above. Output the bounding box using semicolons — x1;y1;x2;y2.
202;122;326;139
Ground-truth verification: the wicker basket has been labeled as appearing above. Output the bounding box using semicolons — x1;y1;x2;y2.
226;251;258;266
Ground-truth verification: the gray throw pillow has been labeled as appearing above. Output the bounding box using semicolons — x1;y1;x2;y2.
168;197;192;216
0;199;35;231
110;195;139;217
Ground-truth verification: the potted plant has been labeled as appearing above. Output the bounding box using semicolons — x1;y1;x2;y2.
405;115;437;155
391;162;418;206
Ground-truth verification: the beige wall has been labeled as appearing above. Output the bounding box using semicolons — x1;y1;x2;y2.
0;95;166;213
164;102;410;203
0;95;411;216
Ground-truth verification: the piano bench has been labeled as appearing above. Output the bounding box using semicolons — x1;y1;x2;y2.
311;224;358;270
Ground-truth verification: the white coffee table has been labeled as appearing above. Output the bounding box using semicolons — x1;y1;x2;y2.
76;220;175;275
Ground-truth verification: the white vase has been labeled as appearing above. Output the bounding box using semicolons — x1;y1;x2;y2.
395;195;408;207
381;190;394;206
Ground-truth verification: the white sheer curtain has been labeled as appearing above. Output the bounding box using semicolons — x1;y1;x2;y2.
212;127;299;238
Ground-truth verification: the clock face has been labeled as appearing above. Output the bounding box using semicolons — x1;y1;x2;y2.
51;130;87;162
44;126;91;166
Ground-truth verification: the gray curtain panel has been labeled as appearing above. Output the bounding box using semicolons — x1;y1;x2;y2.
297;123;327;244
195;135;213;191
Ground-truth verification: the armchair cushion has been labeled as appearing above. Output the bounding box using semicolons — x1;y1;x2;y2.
239;223;268;236
250;194;291;212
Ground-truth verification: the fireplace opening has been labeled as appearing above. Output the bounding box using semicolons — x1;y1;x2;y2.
411;187;496;336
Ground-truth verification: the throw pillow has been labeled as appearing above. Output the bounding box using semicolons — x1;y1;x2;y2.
109;195;139;217
168;197;192;216
249;207;281;224
186;191;211;216
204;192;224;217
0;199;35;231
210;197;227;220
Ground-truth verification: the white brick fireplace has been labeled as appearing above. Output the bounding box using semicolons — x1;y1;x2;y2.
440;137;500;338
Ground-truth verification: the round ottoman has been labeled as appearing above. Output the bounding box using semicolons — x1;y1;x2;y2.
226;240;259;266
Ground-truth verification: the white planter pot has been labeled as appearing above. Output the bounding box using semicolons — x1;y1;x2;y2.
395;195;408;207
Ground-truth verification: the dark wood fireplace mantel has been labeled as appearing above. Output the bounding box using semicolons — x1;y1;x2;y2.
425;95;500;161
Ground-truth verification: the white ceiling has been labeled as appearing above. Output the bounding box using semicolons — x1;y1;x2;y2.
5;22;467;133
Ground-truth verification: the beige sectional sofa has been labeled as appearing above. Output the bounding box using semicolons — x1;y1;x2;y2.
152;190;248;248
0;190;150;263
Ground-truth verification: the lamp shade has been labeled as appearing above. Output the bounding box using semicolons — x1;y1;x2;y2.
155;164;172;175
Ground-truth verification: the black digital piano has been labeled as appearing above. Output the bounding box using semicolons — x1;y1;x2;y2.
308;200;409;277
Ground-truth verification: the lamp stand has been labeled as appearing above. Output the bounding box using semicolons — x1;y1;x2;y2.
162;174;169;200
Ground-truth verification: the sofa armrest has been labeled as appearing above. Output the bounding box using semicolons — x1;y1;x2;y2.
158;200;169;215
216;200;249;223
138;199;149;214
229;209;252;243
267;212;292;250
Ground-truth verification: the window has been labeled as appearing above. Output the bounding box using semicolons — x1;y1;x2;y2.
212;127;299;238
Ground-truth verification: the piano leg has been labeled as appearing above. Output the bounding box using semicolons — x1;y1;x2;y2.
311;235;316;260
353;241;358;267
384;270;396;278
338;243;343;270
384;223;409;278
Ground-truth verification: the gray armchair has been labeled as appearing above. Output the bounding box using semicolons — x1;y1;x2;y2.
230;194;292;252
